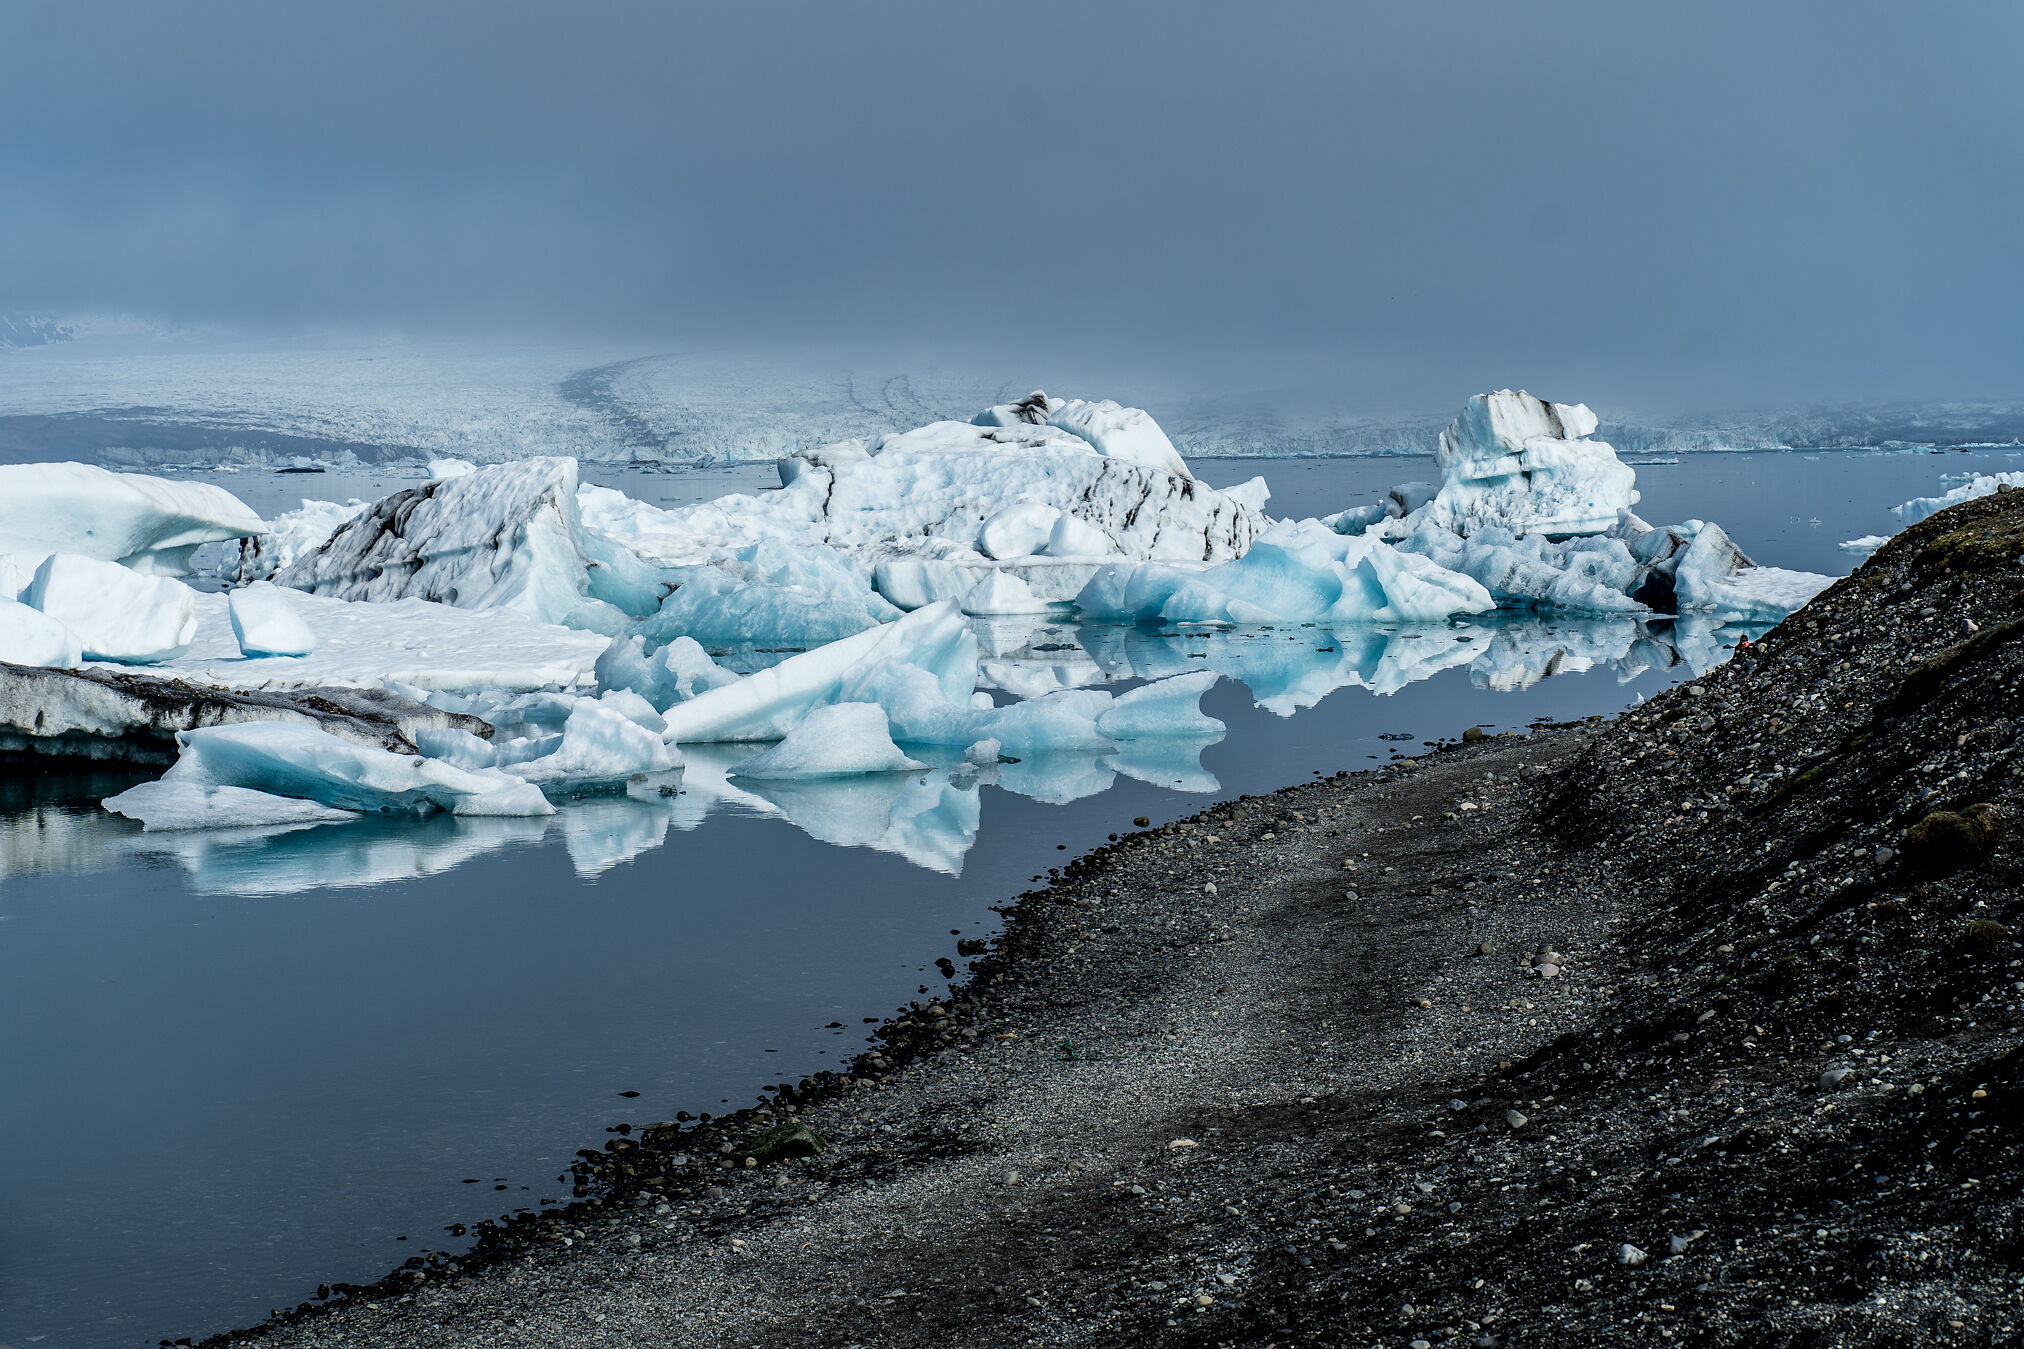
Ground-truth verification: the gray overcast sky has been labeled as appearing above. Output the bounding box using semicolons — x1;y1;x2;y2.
3;1;2020;410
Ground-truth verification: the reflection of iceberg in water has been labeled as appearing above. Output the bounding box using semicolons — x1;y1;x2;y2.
1;613;1767;891
124;813;553;896
1004;613;1762;713
555;794;672;877
1103;738;1223;793
669;745;985;875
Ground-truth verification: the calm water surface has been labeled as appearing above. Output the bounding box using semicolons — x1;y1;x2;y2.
1;448;2013;1347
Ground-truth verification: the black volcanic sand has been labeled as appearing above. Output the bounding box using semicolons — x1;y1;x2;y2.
209;494;2024;1348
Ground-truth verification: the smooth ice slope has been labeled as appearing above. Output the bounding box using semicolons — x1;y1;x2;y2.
0;599;81;667
228;582;317;657
730;703;926;779
657;602;978;743
1092;670;1224;739
26;554;199;663
0;462;265;575
1423;391;1638;538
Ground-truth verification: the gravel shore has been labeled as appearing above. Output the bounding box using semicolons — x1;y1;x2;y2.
211;491;2024;1348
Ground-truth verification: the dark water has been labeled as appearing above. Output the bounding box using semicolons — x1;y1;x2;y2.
0;447;2013;1347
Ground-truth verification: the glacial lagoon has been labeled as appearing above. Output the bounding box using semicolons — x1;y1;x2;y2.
1;446;2014;1347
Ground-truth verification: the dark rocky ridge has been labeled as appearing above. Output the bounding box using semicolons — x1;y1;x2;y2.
205;491;2024;1347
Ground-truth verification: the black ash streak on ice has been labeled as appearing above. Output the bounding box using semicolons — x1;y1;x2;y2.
203;489;2024;1349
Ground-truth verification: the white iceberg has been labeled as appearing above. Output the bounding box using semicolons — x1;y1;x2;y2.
1395;518;1646;615
0;599;81;668
104;722;553;827
616;409;1261;599
1093;670;1223;739
228;581;317;657
1839;534;1890;553
978;502;1061;560
974;391;1194;480
491;699;678;786
0;462;264;575
26;553;200;663
658;602;978;744
634;540;900;646
730;702;926;779
1047;512;1118;558
1892;471;2024;526
594;633;739;710
1420;390;1638;538
101;779;361;832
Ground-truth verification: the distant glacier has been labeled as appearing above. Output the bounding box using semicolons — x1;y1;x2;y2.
1;322;2019;470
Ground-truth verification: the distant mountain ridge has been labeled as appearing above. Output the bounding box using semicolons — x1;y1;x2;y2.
0;314;76;352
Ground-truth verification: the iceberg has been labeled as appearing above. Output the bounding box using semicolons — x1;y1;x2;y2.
974;391;1194;480
594;633;739;710
0;662;494;766
1395;518;1645;615
1892;472;2024;526
1093;670;1223;739
978;502;1062;560
658;602;978;744
25;553;200;663
634;540;901;646
235;497;369;581
962;569;1056;616
101;778;362;832
730;703;926;779
1420;390;1638;538
489;699;677;787
616;409;1262;597
228;581;317;657
1085;520;1496;625
0;599;81;668
0;462;265;575
1840;535;1890;553
274;457;625;631
104;722;553;827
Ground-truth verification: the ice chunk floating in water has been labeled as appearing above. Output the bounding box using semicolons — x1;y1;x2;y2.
104;722;553;828
730;703;927;779
1420;390;1637;538
0;462;265;575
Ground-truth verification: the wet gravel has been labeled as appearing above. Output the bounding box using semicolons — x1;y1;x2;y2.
206;491;2024;1348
